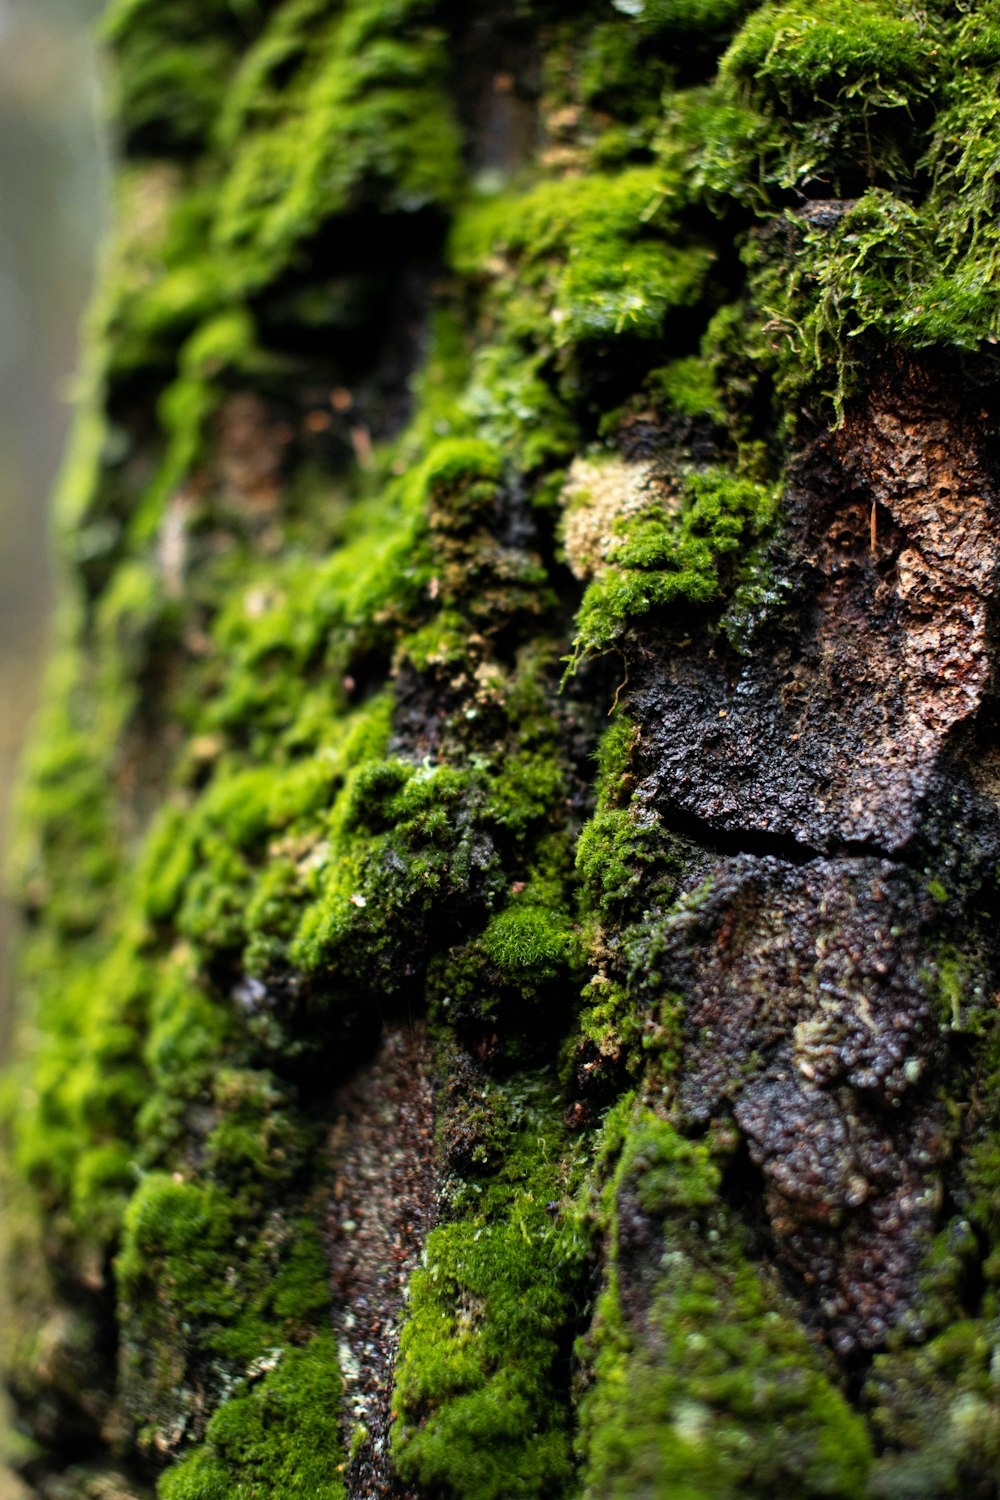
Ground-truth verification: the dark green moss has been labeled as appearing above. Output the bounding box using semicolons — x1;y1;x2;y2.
576;746;679;928
102;0;256;154
578;1109;874;1499
212;0;463;289
865;1323;1000;1499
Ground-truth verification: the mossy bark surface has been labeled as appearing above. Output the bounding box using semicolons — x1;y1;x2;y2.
6;1;1000;1496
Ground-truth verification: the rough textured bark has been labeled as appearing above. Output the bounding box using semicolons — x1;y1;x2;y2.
6;1;1000;1496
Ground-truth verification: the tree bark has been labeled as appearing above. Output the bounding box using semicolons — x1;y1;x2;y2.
6;1;1000;1496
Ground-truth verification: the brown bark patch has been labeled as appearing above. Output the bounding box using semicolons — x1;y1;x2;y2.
328;1023;437;1500
634;361;1000;853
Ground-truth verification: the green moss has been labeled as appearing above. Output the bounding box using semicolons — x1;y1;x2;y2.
644;355;726;421
479;903;582;983
577;807;675;925
102;0;257;154
704;4;1000;419
460;346;581;476
393;1218;582;1499
96;172;225;386
453;168;710;351
572;719;694;1081
289;757;494;985
160;1334;346;1500
915;942;998;1118
393;1080;590;1500
718;0;934;190
722;0;931;106
20;0;1000;1490
575;22;670;136
571;467;778;658
627;0;757;35
578;1110;873;1499
865;1323;1000;1499
445;165;719;473
213;0;462;289
116;1155;334;1457
420;437;503;530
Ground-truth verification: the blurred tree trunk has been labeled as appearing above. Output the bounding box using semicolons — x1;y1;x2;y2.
6;2;1000;1498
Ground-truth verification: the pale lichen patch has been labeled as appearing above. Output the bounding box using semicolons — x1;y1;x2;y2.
559;456;679;581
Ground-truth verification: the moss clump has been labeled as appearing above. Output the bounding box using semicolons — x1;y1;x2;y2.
430;910;583;1068
448;166;714;473
571;467;778;657
116;1126;334;1460
722;0;931;109
865;1323;1000;1500
213;0;462;289
576;717;680;927
578;1110;874;1499
643;355;726;422
452;168;711;353
686;3;1000;418
393;1216;584;1499
479;903;582;984
571;718;695;1092
102;0;261;155
288;756;499;989
718;0;935;193
158;1334;346;1500
393;1080;590;1500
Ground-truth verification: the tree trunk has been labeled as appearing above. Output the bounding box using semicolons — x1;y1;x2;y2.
6;1;1000;1496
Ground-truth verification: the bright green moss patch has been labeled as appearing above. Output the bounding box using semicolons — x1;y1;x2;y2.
722;0;931;107
571;467;778;657
718;0;934;192
479;903;582;984
159;1334;346;1500
453;168;711;351
97;171;224;382
420;437;503;522
751;187;1000;420
212;0;462;288
446;165;717;472
577;807;681;926
393;1080;590;1500
393;1217;582;1499
288;757;496;985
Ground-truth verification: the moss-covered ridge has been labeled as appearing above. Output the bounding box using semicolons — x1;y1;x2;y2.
7;0;1000;1495
577;1106;873;1500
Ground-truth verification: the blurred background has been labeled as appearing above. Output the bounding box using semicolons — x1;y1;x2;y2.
0;0;107;1491
0;0;107;1033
